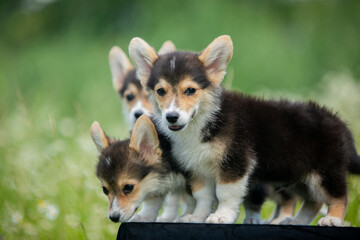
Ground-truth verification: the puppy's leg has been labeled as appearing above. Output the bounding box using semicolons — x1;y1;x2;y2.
279;200;322;225
181;191;196;215
243;185;267;224
129;196;164;222
318;196;347;226
316;169;347;226
206;176;249;224
270;198;297;224
269;191;297;224
175;191;196;222
244;206;262;224
267;204;281;224
156;192;180;222
177;179;215;223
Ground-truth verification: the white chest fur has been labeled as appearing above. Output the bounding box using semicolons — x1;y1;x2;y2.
154;88;224;179
164;121;222;179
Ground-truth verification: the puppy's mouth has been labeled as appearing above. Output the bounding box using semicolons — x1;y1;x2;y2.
168;124;185;131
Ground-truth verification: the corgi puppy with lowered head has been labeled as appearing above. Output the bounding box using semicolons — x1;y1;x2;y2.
90;115;195;223
109;41;176;126
129;35;360;226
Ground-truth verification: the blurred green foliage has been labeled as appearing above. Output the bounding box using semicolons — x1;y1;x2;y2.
0;0;360;239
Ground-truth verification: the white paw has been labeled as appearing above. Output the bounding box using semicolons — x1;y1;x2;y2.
205;213;235;224
269;216;288;225
156;216;176;222
318;216;343;226
176;214;204;223
243;217;262;224
243;211;262;224
128;214;155;222
279;217;302;225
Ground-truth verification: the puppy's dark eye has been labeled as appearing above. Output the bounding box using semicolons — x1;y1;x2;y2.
184;88;196;96
156;88;166;96
126;94;134;101
102;186;109;195
123;184;134;194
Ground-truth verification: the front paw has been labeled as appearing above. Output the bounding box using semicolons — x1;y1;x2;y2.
279;217;302;225
177;214;204;223
205;213;235;224
243;217;262;224
317;216;343;226
243;211;262;224
129;214;155;222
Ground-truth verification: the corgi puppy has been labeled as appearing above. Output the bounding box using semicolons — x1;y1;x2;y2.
90;115;195;223
129;35;360;226
109;41;176;126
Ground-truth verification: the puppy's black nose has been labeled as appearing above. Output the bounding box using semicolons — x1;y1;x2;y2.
166;112;179;123
109;214;120;223
134;111;143;119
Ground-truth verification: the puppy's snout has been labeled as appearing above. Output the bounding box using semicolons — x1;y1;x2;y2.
109;213;120;223
166;112;179;123
134;111;143;119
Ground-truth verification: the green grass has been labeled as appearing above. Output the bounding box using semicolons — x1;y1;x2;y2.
1;1;360;239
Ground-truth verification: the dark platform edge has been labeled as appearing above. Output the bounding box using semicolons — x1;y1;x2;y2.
117;223;360;240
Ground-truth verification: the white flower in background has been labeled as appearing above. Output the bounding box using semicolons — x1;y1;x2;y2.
37;200;59;220
45;204;59;220
11;211;23;224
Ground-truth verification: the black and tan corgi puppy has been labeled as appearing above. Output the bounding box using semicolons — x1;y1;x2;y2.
129;35;360;226
90;115;195;223
109;41;176;126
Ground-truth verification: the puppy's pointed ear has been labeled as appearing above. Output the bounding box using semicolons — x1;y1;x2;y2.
109;46;134;92
90;121;110;152
129;37;158;87
129;115;160;165
158;40;176;55
198;35;233;86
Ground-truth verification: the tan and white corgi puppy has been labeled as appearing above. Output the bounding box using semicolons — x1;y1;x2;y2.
109;41;176;126
129;35;360;226
90;115;195;223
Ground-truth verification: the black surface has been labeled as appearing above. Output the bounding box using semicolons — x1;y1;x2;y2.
117;223;360;240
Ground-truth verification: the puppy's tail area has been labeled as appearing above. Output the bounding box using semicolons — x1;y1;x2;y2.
348;146;360;175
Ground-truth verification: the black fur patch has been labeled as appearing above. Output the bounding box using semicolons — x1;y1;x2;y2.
147;52;211;90
244;184;267;211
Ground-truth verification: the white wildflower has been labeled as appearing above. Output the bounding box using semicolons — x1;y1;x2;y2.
11;211;23;224
45;203;59;220
37;200;59;220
